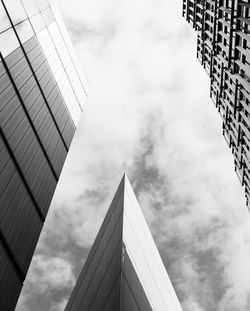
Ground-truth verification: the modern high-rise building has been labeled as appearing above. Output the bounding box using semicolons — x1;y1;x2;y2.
182;0;250;209
64;174;183;311
0;0;88;309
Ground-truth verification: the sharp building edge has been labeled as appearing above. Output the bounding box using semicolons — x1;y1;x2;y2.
182;0;250;209
0;0;88;309
64;174;183;311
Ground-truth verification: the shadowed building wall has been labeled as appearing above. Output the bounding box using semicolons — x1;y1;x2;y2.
0;0;88;309
64;175;183;311
182;0;250;209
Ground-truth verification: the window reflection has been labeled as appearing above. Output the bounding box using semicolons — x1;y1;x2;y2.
51;5;88;98
37;28;80;125
35;0;50;11
48;22;85;113
3;0;27;25
71;101;82;125
21;0;39;17
30;13;45;33
42;7;55;26
0;28;19;57
15;19;34;44
0;2;11;33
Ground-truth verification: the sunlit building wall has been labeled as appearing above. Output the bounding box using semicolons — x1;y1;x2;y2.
64;175;183;311
182;0;250;209
0;0;88;309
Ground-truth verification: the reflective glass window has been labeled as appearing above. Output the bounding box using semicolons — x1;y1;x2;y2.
3;0;27;25
30;12;45;33
38;25;81;125
0;2;11;33
48;22;83;117
68;68;86;105
35;0;50;11
71;101;82;125
21;0;40;17
37;31;65;85
51;5;88;98
15;19;34;44
0;28;19;57
42;7;54;26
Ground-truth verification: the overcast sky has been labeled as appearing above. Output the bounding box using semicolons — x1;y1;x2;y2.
16;1;250;311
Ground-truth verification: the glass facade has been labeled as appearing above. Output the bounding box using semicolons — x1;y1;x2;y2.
0;0;88;309
64;175;183;311
182;0;250;209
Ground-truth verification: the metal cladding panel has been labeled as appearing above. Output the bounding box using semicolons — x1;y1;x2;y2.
4;44;67;177
0;241;22;311
0;55;57;217
65;175;183;311
67;219;123;311
121;248;152;311
64;180;124;311
121;279;140;311
0;0;86;135
0;136;42;275
87;243;122;311
36;25;82;128
0;2;87;310
23;35;76;149
122;175;183;311
101;275;121;311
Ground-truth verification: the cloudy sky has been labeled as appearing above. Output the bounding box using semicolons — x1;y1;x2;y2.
16;0;250;310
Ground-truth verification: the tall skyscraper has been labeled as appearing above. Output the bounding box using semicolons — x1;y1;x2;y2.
182;0;250;209
64;174;183;311
0;0;88;309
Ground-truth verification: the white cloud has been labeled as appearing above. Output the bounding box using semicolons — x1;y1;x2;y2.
182;297;205;311
25;255;75;293
16;255;75;311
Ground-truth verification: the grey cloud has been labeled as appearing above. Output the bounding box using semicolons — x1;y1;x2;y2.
76;187;108;206
126;110;249;311
66;18;116;45
17;255;75;311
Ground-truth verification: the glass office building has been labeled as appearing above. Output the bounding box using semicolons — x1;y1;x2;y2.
64;174;183;311
0;0;88;309
182;0;250;209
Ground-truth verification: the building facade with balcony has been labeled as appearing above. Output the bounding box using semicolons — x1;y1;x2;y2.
183;0;250;208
